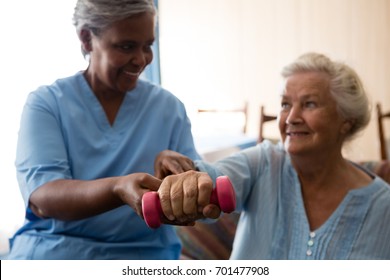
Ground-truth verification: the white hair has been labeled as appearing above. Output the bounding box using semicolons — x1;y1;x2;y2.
281;52;371;141
73;0;156;56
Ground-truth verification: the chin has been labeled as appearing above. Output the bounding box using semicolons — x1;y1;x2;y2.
123;81;138;92
284;142;306;155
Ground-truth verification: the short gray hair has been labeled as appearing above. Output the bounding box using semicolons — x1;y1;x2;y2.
73;0;156;55
281;52;371;141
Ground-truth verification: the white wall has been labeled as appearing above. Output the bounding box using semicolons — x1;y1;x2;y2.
159;0;390;161
0;0;86;250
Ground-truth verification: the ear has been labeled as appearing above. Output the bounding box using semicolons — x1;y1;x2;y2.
341;120;354;134
79;29;93;53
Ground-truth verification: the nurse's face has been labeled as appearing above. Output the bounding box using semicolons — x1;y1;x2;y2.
85;12;155;95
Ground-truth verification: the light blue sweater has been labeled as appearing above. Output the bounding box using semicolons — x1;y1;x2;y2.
196;141;390;259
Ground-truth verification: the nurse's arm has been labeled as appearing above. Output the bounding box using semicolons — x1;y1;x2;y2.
29;173;161;221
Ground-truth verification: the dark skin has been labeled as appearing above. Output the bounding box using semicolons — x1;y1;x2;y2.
30;172;219;225
30;14;158;221
30;173;161;221
82;13;155;125
154;149;196;179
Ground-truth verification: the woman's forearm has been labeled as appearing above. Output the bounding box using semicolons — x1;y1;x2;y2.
29;173;161;221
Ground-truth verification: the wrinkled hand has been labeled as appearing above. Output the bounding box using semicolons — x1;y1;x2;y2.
154;150;196;179
157;170;221;225
114;173;162;218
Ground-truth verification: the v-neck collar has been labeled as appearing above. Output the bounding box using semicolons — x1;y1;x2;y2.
77;72;140;133
291;163;378;235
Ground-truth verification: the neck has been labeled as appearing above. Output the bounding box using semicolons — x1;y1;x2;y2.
289;149;372;231
290;150;347;189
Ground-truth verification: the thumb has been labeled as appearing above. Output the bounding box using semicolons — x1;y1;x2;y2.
203;204;221;219
140;173;162;192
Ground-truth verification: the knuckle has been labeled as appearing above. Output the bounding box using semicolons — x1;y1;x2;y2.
170;189;182;202
184;188;197;200
158;191;170;202
185;170;198;176
136;172;148;183
198;181;212;192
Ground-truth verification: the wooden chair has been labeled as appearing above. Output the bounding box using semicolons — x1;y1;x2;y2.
197;102;248;134
377;103;390;160
258;105;277;143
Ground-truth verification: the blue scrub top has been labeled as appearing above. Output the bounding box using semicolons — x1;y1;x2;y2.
9;72;200;259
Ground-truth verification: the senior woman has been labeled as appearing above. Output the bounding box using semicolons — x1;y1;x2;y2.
8;0;201;259
155;52;390;259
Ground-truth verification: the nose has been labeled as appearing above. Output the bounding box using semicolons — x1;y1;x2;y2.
131;50;146;66
285;105;303;125
131;48;152;68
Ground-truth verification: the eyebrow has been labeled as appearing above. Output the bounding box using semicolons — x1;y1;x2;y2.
117;38;155;44
280;93;320;99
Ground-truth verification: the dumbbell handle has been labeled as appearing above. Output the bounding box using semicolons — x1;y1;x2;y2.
142;176;236;229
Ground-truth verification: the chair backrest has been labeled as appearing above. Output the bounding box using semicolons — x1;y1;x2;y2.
258;106;277;143
197;102;248;134
377;103;390;160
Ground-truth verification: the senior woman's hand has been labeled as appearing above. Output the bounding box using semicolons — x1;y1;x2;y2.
157;170;221;224
154;150;196;179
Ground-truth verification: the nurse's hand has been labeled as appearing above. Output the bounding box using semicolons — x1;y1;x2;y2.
114;173;162;219
157;170;221;223
154;150;196;179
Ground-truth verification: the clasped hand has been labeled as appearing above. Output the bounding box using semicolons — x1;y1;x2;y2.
120;150;221;226
155;150;221;225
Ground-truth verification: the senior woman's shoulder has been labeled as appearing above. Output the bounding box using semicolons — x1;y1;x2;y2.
235;139;287;169
374;175;390;199
361;172;390;214
359;160;390;185
248;139;286;158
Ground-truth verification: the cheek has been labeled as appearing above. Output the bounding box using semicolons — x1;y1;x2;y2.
313;111;339;130
108;54;127;68
278;114;286;133
145;52;154;66
92;51;116;72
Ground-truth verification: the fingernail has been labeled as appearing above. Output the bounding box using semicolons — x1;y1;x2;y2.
168;215;175;221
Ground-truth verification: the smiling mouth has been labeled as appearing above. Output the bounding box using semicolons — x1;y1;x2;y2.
123;70;141;77
286;132;309;136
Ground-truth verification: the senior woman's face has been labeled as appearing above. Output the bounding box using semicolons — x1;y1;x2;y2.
278;71;347;157
86;12;155;94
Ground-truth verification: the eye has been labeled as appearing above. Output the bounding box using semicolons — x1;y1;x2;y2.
281;101;291;110
304;101;317;108
119;44;135;51
115;42;136;52
142;44;153;53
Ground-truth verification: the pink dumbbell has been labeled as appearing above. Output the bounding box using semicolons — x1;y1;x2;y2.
142;176;236;229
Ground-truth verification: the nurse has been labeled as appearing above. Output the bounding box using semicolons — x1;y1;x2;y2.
8;0;201;259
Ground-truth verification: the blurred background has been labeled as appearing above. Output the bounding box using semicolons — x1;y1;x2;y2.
1;0;389;255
